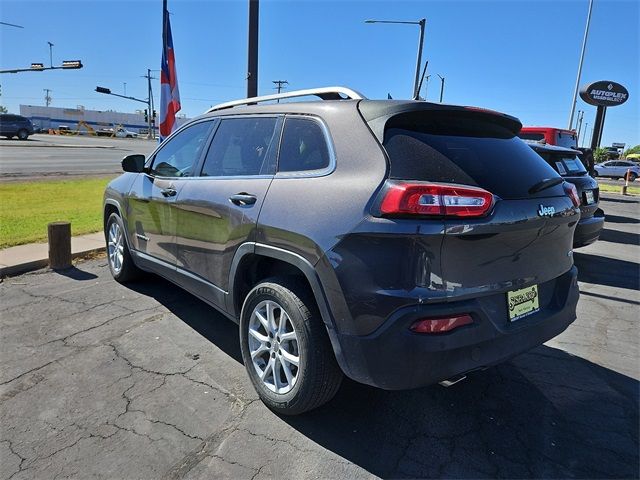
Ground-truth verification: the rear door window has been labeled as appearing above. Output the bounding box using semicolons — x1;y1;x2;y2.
200;117;279;177
278;117;331;173
383;112;563;199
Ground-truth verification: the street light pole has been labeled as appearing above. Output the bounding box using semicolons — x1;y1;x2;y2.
437;74;445;103
365;18;426;99
568;0;593;130
47;42;54;68
413;19;426;100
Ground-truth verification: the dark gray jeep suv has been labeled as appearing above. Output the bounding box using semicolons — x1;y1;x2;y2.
104;87;580;415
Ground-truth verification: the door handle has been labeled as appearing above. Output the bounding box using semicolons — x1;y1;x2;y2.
229;193;257;206
161;188;177;197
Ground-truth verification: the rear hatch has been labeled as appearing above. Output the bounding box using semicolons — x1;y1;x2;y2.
363;104;580;301
537;150;599;218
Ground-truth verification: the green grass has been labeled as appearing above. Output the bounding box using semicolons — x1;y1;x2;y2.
0;177;113;248
598;183;640;196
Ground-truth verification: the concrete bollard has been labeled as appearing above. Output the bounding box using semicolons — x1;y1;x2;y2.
48;222;72;270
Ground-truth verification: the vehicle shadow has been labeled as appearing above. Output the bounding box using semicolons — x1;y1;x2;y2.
599;228;640;246
125;275;639;479
605;213;640;225
284;347;639;478
574;252;640;290
599;195;639;204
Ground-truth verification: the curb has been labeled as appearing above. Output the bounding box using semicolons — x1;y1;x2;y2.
0;246;105;278
0;143;116;149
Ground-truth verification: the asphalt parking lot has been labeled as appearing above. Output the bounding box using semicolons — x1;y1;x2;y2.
1;195;638;480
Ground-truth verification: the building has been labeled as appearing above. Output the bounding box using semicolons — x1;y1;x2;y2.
19;105;189;134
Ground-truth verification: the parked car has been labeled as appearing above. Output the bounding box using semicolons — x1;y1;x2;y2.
518;126;578;149
604;147;621;160
104;87;580;414
0;113;34;140
528;142;604;247
594;160;640;181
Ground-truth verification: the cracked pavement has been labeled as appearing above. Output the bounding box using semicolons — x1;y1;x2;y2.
1;194;638;479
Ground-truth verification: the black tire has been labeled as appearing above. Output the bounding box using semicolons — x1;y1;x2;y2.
239;277;343;415
105;212;141;282
592;170;598;177
626;172;637;182
17;129;28;140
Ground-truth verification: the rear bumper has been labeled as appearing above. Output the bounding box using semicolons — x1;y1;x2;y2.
574;208;604;248
333;267;579;390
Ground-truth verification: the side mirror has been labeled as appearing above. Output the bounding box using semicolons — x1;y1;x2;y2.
122;154;146;173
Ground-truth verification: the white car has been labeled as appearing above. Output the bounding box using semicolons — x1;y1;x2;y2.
594;160;640;181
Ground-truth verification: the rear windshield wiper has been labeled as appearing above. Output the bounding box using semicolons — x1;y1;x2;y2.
528;177;564;195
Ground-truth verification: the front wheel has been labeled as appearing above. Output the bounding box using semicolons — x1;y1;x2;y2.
17;129;28;140
626;172;637;182
105;212;141;282
240;278;343;415
592;170;599;177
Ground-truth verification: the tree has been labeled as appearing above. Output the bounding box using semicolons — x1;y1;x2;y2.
593;147;609;163
0;105;7;114
623;145;640;157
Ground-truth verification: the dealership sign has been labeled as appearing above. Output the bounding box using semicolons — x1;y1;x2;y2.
580;80;629;107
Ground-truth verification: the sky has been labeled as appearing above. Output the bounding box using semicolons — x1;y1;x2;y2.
0;0;638;148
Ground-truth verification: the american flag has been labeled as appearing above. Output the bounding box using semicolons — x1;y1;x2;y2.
160;0;181;141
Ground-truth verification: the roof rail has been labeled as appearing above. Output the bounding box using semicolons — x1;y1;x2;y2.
206;86;366;113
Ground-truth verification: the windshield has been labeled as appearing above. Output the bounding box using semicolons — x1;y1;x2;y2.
539;153;587;176
555;131;577;149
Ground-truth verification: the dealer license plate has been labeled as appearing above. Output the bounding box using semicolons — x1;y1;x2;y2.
584;190;595;205
507;285;540;322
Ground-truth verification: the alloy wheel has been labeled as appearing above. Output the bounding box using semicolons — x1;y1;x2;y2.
248;300;300;394
108;221;124;275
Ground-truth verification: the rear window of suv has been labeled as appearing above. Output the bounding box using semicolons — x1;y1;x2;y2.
538;152;587;176
383;111;563;199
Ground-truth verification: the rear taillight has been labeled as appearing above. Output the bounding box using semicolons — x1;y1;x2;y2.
410;314;473;334
564;182;580;208
380;182;494;218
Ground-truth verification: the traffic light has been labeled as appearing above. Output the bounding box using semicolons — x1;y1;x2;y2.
152;110;156;119
61;60;83;69
95;86;111;94
30;63;45;70
144;109;148;122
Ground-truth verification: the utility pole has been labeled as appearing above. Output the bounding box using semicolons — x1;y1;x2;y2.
43;88;52;107
247;0;259;98
437;74;445;103
124;82;127;96
568;0;593;129
142;69;156;139
47;42;54;68
272;80;288;102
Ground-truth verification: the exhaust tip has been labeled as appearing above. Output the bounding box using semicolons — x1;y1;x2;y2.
438;374;467;387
